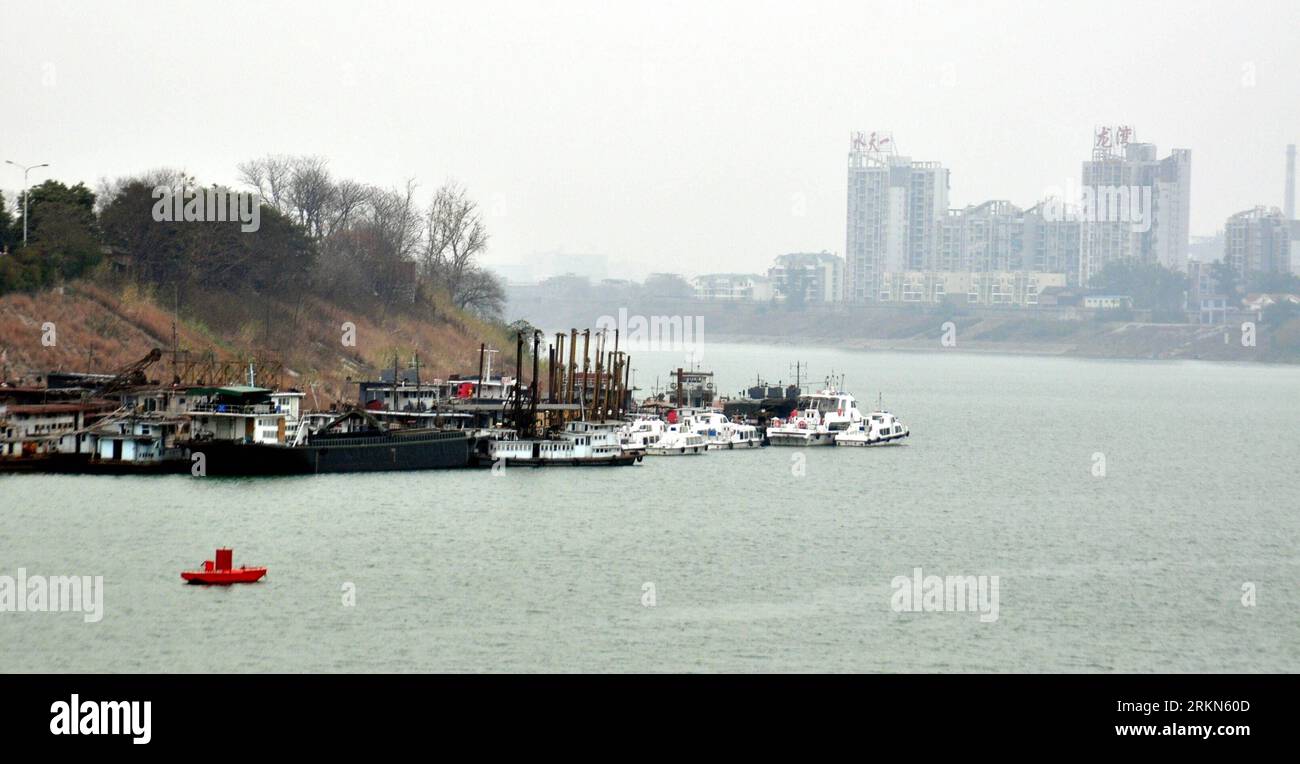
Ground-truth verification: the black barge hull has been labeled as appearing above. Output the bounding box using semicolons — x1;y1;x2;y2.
188;429;471;476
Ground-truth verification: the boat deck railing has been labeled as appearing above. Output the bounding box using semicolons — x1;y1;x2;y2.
188;403;278;415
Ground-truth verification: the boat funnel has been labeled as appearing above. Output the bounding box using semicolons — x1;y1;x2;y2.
215;548;233;571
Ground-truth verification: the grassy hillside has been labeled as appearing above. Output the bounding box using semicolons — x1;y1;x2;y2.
0;279;513;405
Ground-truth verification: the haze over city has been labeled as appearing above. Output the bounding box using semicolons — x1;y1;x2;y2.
2;0;1298;282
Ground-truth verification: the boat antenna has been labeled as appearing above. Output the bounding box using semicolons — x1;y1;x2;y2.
790;361;805;393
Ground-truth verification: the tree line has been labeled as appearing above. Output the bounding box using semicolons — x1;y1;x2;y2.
0;155;506;323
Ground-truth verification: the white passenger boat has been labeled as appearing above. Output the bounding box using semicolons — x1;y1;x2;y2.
687;410;762;450
482;421;639;466
619;415;665;456
644;422;707;455
834;410;909;446
765;385;863;446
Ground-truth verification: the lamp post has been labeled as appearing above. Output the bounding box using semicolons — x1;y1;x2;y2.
4;160;50;248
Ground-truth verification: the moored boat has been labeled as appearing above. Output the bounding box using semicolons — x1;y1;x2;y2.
645;426;707;455
687;410;762;450
835;409;910;446
618;415;665;457
473;421;640;467
765;384;863;446
187;410;472;475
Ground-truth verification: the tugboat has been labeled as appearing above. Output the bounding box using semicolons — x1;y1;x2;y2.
765;378;863;446
181;548;267;585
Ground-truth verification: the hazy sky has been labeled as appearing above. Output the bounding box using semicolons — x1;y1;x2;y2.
2;0;1297;280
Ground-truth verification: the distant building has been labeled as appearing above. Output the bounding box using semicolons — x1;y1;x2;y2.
1242;293;1300;313
1224;207;1292;278
939;201;1023;274
768;252;843;303
875;271;1065;307
538;250;609;282
0;401;112;457
692;273;773;302
1080;129;1191;282
1187;259;1228;324
845;132;948;302
1291;221;1300;277
1023;200;1085;284
1081;294;1133;310
938;200;1082;285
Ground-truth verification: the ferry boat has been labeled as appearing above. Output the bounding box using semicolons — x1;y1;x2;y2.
687;410;762;450
765;384;863;446
834;409;909;446
475;421;640;467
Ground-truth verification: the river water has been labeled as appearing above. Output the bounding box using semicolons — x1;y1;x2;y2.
3;343;1297;672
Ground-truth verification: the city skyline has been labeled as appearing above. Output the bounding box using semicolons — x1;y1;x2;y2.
2;0;1297;281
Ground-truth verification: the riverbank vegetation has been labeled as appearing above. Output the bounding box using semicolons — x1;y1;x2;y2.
0;156;514;396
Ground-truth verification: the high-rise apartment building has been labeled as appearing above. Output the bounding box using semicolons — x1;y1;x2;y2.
1080;128;1190;283
845;132;948;301
1224;206;1292;278
937;199;1084;283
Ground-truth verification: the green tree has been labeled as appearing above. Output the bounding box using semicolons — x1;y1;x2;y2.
99;178;315;293
0;181;102;294
1210;260;1240;307
642;272;694;300
1246;270;1300;295
0;193;16;252
1262;299;1300;327
20;180;97;241
1089;260;1189;316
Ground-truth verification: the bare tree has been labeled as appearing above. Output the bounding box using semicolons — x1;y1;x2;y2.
359;180;423;305
237;155;294;214
421;181;488;306
325;179;371;237
456;265;506;319
285;155;335;238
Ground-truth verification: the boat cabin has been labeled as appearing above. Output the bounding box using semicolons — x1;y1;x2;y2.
186;386;286;444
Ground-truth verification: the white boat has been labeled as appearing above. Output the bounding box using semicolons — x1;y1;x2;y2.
686;410;762;450
644;422;707;455
765;385;863;446
619;415;665;456
834;410;909;446
483;421;639;466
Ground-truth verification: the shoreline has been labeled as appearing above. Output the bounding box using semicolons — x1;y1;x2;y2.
707;332;1299;365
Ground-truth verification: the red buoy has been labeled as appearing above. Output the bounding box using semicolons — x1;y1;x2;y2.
181;548;267;585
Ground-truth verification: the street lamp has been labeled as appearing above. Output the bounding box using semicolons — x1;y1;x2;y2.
4;159;50;248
